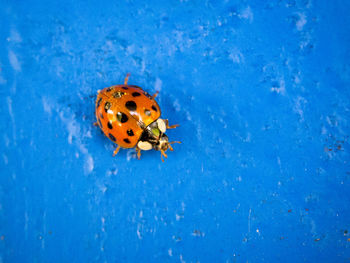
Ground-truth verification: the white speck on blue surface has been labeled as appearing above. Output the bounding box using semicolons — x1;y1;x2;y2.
296;13;307;31
154;77;162;92
8;50;21;72
238;6;254;23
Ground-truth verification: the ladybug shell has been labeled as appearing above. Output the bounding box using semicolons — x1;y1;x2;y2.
95;85;161;148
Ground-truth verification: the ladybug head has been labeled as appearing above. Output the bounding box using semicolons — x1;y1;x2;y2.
156;134;181;162
138;119;180;162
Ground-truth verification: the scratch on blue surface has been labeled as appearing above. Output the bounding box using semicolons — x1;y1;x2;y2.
42;96;94;174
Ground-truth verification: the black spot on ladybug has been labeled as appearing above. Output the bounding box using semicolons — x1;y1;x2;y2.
144;109;151;116
132;92;141;97
127;129;134;136
117;112;128;123
123;138;131;144
97;97;102;107
125;101;137;111
113;91;124;98
122;86;128;90
104;102;111;112
152;105;157;112
109;133;116;142
100;113;104;119
106;87;112;92
98;119;102;128
107;121;113;129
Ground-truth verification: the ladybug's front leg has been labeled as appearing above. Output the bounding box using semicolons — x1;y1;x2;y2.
136;147;142;160
164;119;179;129
113;145;121;156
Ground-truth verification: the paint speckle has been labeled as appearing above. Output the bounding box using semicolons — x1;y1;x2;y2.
84;155;94;174
7;28;22;43
270;78;286;95
173;99;180;112
137;224;142;239
42;97;52;116
191;229;205;237
293;96;307;121
8;50;21;72
154;77;162;92
296;13;307;31
239;6;254;23
229;47;244;64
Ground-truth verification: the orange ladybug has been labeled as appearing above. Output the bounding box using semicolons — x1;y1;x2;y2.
95;74;180;161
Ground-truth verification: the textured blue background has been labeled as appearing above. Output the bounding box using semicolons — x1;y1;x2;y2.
1;0;350;262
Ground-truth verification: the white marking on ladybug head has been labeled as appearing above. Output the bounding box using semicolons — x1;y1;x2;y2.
155;134;169;151
107;109;114;114
157;118;166;133
137;141;152;151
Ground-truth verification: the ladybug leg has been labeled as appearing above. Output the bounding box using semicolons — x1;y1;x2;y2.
160;150;168;162
164;119;179;129
136;147;142;160
152;91;159;99
113;145;121;156
124;73;131;85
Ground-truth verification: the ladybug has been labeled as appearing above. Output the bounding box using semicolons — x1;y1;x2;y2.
95;74;180;161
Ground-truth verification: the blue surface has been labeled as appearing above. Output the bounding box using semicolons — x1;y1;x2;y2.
1;0;350;262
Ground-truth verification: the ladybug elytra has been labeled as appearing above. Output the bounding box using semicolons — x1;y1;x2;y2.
95;74;180;161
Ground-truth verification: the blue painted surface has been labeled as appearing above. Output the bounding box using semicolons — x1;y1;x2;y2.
1;0;350;262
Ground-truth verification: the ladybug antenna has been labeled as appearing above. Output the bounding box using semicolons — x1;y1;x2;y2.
169;141;181;145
